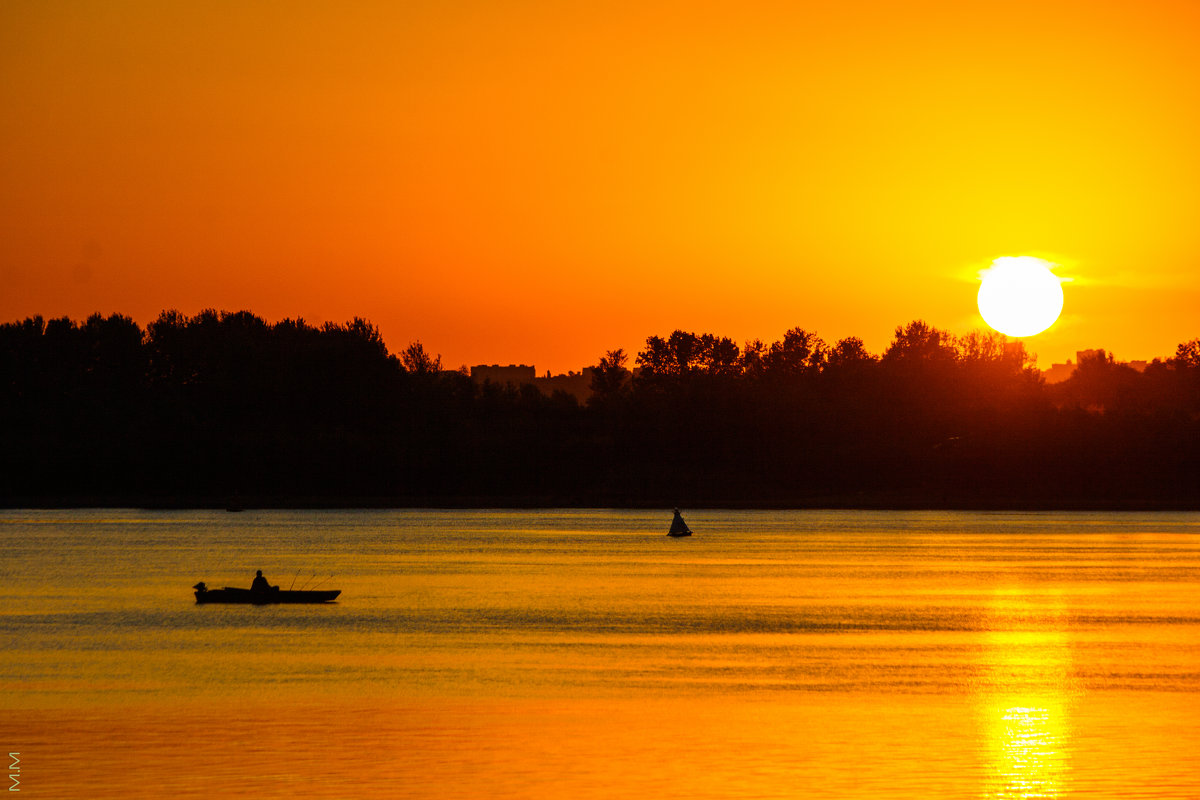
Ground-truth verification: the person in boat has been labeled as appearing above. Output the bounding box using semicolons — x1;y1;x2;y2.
251;570;271;593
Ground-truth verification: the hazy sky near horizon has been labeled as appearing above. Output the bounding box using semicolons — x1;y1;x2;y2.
3;0;1199;372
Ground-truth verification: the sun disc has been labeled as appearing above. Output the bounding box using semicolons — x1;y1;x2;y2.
977;256;1064;337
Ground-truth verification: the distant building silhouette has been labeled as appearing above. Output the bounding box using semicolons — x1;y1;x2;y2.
470;363;595;402
1044;360;1076;384
1043;350;1148;384
470;364;537;386
534;369;595;403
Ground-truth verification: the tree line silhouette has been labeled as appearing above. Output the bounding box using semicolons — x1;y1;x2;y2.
2;310;1198;508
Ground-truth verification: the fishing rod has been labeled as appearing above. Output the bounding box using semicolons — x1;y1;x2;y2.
310;574;335;590
288;569;301;590
298;574;317;590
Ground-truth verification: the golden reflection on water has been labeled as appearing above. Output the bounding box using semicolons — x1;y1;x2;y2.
987;702;1070;799
6;511;1200;798
981;591;1074;799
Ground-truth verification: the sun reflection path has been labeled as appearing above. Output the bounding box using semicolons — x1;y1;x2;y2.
980;592;1076;799
987;703;1070;799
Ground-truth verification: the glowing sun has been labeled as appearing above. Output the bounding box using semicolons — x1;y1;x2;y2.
977;256;1064;337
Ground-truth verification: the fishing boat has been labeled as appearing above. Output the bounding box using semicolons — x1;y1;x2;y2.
668;508;692;537
192;581;341;604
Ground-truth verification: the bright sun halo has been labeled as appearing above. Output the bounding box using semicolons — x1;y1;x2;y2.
977;256;1064;337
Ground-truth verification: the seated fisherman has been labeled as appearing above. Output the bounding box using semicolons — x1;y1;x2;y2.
251;570;271;592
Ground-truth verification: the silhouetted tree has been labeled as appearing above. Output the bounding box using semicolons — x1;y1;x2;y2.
589;348;630;403
826;336;876;368
883;320;958;364
764;328;826;376
739;338;768;379
401;340;442;375
636;330;709;379
1171;339;1200;369
708;336;741;376
1056;349;1146;415
635;334;673;378
665;330;705;375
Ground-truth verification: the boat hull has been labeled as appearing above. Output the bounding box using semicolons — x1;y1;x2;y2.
195;587;341;604
667;530;692;537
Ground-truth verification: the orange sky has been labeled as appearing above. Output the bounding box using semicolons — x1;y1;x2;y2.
3;0;1199;373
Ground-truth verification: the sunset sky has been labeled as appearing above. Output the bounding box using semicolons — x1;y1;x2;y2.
3;0;1199;373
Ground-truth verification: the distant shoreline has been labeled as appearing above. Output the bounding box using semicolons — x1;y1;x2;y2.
5;490;1198;512
5;312;1199;516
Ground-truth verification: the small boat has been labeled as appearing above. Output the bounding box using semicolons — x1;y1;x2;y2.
193;582;340;605
668;508;692;537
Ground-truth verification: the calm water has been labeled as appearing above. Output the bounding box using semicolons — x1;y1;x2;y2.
1;509;1198;798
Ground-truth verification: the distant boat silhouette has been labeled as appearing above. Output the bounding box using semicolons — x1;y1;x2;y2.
668;508;692;537
192;581;340;605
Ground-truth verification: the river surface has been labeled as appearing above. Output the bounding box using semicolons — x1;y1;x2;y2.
1;509;1198;798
